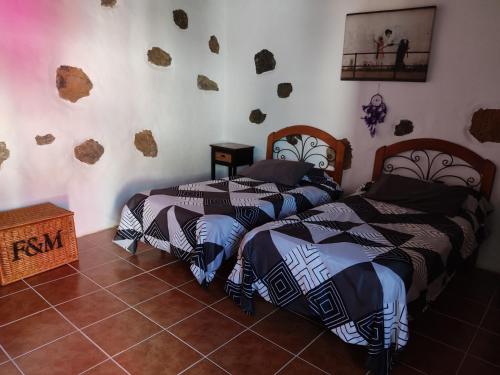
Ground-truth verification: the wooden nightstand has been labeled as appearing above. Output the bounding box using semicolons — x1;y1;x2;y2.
210;143;254;179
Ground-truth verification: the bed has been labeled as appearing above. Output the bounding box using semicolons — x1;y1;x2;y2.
113;125;346;285
225;138;495;375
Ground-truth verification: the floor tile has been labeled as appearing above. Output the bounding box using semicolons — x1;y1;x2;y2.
252;309;324;354
83;228;117;246
77;237;95;251
411;309;476;350
0;349;8;364
0;281;28;298
149;261;194;286
299;332;367;375
0;308;74;358
446;271;498;304
430;291;487;325
397;333;464;374
0;289;49;326
57;290;127;328
127;249;176;271
115;331;201;374
458;356;500;375
170;308;244;354
83;309;161;356
107;273;171;305
210;331;292;375
136;289;205;328
182;359;227;375
179;277;227;305
82;360;127;375
24;265;77;287
212;296;276;327
491;290;500;310
16;332;106;375
481;307;500;335
277;358;325;374
391;363;426;375
83;259;142;287
34;274;99;305
469;329;500;366
0;362;21;375
70;246;119;271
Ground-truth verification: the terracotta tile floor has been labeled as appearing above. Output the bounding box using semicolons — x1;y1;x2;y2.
0;227;499;375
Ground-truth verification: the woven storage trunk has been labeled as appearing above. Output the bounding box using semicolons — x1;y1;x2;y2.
0;203;78;285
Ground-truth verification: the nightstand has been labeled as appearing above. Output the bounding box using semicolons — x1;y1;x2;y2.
210;143;254;179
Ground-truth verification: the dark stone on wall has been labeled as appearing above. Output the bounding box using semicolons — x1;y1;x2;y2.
249;109;266;124
286;134;301;145
147;47;172;67
74;139;104;165
209;35;219;54
0;142;9;168
277;83;293;98
56;66;93;103
101;0;116;7
254;49;276;74
326;138;352;170
197;75;219;91
35;134;55;145
135;130;158;157
394;120;414;136
173;9;188;29
470;109;500;143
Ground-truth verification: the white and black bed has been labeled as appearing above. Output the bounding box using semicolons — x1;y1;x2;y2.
225;138;496;375
113;125;346;284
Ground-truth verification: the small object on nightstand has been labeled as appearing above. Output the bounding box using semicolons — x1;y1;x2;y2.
210;143;254;179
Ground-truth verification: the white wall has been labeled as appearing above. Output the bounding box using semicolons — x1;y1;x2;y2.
222;0;500;272
0;0;224;235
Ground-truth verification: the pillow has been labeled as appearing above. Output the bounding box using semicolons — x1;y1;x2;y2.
239;159;314;186
364;174;469;216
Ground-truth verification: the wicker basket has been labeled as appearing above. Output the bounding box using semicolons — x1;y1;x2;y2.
0;203;79;285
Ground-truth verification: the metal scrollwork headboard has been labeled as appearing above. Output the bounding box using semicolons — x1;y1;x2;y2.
372;138;496;199
266;125;346;184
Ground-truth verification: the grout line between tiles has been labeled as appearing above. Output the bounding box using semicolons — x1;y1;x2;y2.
273;331;329;375
454;286;495;374
467;353;500;369
0;344;26;375
23;278;132;375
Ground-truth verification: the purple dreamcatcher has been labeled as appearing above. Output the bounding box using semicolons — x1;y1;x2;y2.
361;93;387;137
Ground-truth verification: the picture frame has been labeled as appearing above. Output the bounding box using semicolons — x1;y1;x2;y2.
341;6;437;82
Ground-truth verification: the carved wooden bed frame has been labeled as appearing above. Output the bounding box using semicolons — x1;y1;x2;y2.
372;138;496;199
266;125;346;184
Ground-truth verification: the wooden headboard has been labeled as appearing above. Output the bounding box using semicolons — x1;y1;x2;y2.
266;125;346;184
372;138;496;199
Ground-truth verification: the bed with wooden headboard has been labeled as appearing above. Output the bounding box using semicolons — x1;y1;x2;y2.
372;138;496;198
114;125;346;287
225;137;496;375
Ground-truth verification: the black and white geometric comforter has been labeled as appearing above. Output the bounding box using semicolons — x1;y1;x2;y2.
113;174;342;284
226;194;486;375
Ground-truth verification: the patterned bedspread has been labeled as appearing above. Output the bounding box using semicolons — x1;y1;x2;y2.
113;174;342;284
226;194;481;375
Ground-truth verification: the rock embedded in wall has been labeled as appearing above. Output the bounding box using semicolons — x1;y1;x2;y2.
35;134;55;145
101;0;116;7
56;66;93;103
74;139;104;165
277;83;293;98
394;120;414;136
173;9;188;29
134;130;158;157
249;109;266;124
147;47;172;67
254;49;276;74
209;35;220;54
197;75;219;91
326;138;352;170
470;109;500;143
0;142;10;168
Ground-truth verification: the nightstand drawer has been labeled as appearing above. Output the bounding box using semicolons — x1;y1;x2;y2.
215;151;232;163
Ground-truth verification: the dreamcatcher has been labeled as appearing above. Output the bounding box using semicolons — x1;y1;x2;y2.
361;93;388;137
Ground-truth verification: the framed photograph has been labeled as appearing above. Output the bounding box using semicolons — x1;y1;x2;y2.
341;6;436;82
